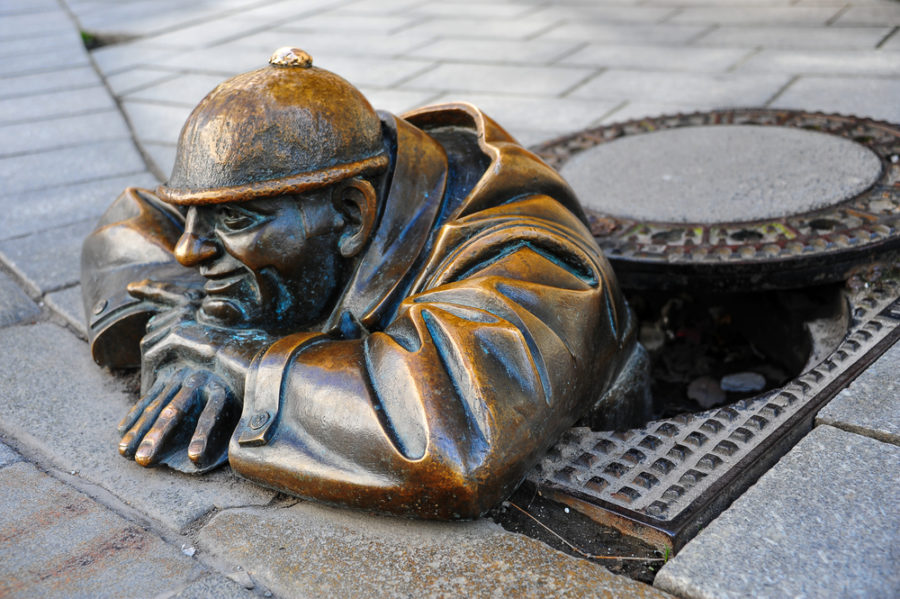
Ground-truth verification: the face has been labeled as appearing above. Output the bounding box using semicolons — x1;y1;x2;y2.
174;192;343;331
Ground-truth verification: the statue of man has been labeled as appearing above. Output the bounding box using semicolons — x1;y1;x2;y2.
82;48;641;519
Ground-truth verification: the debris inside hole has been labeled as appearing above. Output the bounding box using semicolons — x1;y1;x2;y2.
80;30;138;50
626;283;848;418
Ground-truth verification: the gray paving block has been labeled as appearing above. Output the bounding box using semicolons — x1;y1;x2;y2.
0;37;87;77
0;171;159;241
0;139;146;196
231;29;433;58
0;440;20;468
90;44;179;76
153;45;269;75
771;76;900;124
0;323;274;532
0;220;95;295
197;502;671;599
696;25;892;49
0;0;59;17
0;271;39;328
413;38;581;65
45;284;86;337
655;425;900;599
167;573;258;599
123;73;228;107
671;6;842;25
817;342;900;445
142;143;178;179
305;55;434;89
405;62;593;96
561;44;752;72
570;69;791;106
528;5;678;23
560;124;882;222
399;15;557;39
0;66;99;100
408;2;537;18
834;5;900;26
355;87;442;114
0;110;131;158
121;100;196;145
539;23;706;44
0;10;73;39
137;15;274;50
0;461;205;599
280;13;417;34
0;86;116;125
737;48;900;76
104;66;181;97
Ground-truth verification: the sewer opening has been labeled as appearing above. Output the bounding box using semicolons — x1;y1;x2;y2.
625;282;849;421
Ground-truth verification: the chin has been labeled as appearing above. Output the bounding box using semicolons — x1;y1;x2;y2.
199;297;256;328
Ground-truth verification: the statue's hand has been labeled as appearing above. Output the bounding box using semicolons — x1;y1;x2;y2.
118;369;239;469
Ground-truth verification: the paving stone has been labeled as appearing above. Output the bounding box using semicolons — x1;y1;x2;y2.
0;461;206;599
771;75;900;124
0;171;159;241
405;63;593;96
600;101;711;124
280;13;419;34
198;502;671;599
0;38;88;77
0;66;100;100
561;124;882;223
121;100;192;145
413;38;582;65
570;69;790;106
356;87;443;114
0;271;39;328
671;6;842;24
0;220;95;295
0;440;20;468
0;323;275;532
399;16;557;39
0;110;131;158
538;23;706;44
427;91;620;143
0;10;73;40
695;25;892;49
314;55;435;88
123;73;229;107
142;143;178;178
817;342;900;445
45;284;87;338
527;4;678;23
655;425;900;599
834;5;900;26
560;44;752;72
136;16;274;50
0;140;145;196
0;0;59;17
167;573;258;599
104;66;181;97
737;48;900;76
90;44;179;76
0;86;116;125
153;45;265;76
231;29;433;58
406;2;538;18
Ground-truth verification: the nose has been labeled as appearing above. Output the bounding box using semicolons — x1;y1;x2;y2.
175;208;219;267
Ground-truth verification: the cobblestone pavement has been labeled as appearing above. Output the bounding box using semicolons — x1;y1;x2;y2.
0;0;898;597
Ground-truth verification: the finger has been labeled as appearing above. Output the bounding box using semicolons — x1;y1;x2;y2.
127;279;201;307
118;378;166;435
119;376;182;459
188;381;234;467
135;371;208;466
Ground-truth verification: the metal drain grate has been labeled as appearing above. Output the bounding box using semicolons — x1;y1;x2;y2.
527;265;899;550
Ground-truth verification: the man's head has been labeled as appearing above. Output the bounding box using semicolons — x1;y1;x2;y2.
156;48;387;331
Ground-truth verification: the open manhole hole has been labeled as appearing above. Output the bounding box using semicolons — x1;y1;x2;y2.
503;110;900;561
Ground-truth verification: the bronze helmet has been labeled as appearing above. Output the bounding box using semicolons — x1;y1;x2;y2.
156;48;388;206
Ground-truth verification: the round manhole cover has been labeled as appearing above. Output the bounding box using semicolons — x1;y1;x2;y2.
535;110;900;290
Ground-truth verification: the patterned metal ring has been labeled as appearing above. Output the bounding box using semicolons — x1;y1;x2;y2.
533;109;900;290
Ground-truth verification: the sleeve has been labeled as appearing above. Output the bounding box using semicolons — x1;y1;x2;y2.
228;206;632;519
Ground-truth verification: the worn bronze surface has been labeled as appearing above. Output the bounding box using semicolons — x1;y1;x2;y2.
81;48;638;519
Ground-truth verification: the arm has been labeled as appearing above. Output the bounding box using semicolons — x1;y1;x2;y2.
229;222;629;518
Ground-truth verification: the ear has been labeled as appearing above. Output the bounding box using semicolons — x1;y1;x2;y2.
331;177;377;258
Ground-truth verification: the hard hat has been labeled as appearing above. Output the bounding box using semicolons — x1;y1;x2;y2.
156;48;388;206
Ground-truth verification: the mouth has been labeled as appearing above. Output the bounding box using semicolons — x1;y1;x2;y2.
201;269;247;295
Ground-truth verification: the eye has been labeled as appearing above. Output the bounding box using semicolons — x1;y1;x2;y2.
217;206;258;231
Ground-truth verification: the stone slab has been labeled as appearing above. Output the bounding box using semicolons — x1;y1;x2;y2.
0;271;39;328
406;62;592;96
817;342;900;445
695;25;892;49
655;425;900;599
198;502;672;599
45;284;87;337
0;66;100;100
0;86;116;125
0;110;131;158
0;440;20;468
0;219;96;295
771;76;900;124
561;44;751;72
0;171;159;241
167;573;258;599
560;124;882;223
0;323;274;532
0;140;146;196
0;461;205;598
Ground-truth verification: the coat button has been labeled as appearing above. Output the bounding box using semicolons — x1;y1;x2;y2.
249;411;270;430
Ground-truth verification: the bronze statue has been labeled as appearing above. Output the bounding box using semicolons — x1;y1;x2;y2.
82;48;640;519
